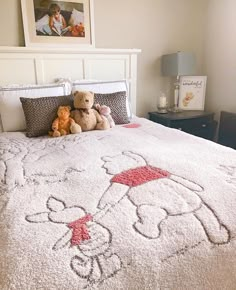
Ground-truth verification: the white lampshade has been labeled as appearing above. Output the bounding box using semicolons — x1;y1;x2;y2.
161;51;195;76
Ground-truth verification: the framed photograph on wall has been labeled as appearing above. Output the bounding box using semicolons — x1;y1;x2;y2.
179;76;207;110
21;0;95;47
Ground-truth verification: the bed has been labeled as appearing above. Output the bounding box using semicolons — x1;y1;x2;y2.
1;47;236;290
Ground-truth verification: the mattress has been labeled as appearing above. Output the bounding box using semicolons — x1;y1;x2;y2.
0;117;236;290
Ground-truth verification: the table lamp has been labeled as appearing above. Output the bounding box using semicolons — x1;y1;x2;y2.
161;51;195;112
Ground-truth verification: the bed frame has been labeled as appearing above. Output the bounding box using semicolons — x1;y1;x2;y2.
0;46;141;114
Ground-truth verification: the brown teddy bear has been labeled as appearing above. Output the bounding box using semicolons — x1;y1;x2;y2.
70;91;109;133
49;105;81;137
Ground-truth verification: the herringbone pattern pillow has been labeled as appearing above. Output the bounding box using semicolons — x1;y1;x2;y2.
94;91;130;124
20;95;73;137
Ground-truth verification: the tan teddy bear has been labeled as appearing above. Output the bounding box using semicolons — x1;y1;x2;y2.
49;105;81;137
70;91;109;133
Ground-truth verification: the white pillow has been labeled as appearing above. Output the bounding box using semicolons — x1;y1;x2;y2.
0;82;71;132
72;80;132;118
69;8;84;26
35;14;50;34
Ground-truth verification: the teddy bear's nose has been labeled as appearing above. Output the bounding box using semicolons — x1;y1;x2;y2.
85;99;89;103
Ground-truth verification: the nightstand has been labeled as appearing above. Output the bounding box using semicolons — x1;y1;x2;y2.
148;110;217;141
218;111;236;149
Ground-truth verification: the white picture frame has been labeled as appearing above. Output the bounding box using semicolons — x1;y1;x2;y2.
21;0;95;48
179;76;207;110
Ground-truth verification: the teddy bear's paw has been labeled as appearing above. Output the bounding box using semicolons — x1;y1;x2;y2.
52;130;61;137
96;120;110;131
60;129;67;136
70;123;82;134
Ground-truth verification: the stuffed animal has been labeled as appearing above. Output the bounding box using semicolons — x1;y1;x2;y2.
49;105;81;137
70;91;109;133
95;104;115;128
71;23;85;37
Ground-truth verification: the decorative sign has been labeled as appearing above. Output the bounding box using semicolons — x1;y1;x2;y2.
179;76;207;110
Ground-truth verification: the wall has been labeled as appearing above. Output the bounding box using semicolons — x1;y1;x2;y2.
0;0;208;117
95;0;208;116
204;0;236;120
0;0;24;47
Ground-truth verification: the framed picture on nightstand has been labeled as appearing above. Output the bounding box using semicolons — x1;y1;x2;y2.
179;76;207;110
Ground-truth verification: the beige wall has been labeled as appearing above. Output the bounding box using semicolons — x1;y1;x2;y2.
204;0;236;120
0;0;208;117
0;0;24;46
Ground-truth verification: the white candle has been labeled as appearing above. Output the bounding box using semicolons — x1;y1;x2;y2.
159;94;167;108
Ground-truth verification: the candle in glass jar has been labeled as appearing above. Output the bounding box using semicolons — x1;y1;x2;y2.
159;94;167;108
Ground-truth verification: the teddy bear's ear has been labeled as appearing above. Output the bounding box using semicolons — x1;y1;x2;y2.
90;91;95;96
73;91;78;97
67;106;71;111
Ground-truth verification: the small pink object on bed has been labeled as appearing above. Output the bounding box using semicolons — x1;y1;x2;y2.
122;123;141;128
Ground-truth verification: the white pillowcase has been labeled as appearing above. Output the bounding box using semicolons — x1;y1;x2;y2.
35;14;49;34
69;8;84;26
0;82;71;132
72;80;132;118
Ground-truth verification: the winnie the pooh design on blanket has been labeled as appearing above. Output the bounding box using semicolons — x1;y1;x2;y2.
98;151;230;244
25;150;231;288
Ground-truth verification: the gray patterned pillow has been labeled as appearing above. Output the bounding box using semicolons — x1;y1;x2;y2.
20;95;73;137
94;91;130;124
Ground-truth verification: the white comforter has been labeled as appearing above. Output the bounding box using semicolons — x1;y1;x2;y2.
1;117;236;290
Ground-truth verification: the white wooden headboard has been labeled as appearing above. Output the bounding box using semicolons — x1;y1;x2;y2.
0;47;141;114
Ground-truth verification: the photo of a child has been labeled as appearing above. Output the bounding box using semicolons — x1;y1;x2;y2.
48;3;69;35
21;0;94;46
34;0;85;37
